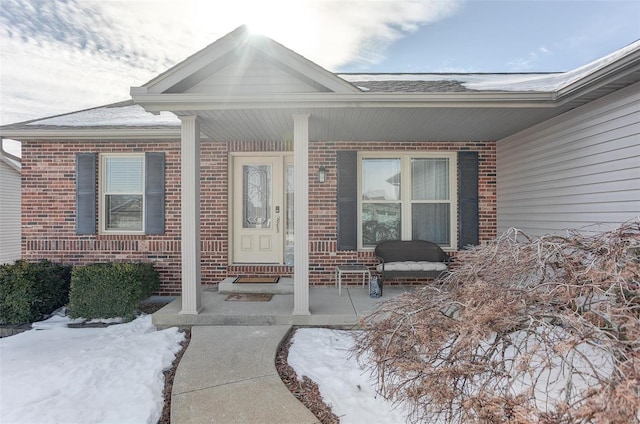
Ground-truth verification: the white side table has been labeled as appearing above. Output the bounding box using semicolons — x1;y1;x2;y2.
335;264;371;296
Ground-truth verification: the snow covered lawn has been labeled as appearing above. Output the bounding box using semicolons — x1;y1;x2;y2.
3;318;610;424
289;328;408;424
0;318;402;424
0;311;185;424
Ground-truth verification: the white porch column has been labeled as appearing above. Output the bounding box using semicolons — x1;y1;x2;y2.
292;113;311;316
179;116;202;315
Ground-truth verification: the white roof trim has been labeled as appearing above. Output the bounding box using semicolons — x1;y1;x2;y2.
136;27;249;94
0;128;181;140
133;25;359;97
136;91;558;113
556;41;640;100
0;153;20;173
131;38;640;113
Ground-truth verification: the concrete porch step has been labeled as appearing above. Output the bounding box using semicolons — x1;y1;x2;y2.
217;277;294;295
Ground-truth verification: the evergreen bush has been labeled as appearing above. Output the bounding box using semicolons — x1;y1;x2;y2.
0;260;72;324
69;262;159;321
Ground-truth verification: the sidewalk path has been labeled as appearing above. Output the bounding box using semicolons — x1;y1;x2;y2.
170;325;319;424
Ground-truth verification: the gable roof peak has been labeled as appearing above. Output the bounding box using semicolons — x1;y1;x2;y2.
132;26;359;99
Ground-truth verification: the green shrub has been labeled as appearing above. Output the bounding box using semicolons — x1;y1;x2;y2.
0;260;72;324
68;262;159;320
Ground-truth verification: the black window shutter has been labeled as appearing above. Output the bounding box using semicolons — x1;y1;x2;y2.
337;151;357;251
458;151;479;249
145;152;165;235
76;153;96;235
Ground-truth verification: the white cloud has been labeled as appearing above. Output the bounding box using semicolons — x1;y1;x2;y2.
0;0;461;125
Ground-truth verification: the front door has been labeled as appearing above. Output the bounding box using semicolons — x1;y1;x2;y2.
232;155;292;264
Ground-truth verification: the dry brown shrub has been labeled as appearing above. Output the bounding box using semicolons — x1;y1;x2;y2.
353;221;640;423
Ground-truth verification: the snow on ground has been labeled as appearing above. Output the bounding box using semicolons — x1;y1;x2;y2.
1;315;614;423
289;328;408;424
0;311;184;424
289;327;615;424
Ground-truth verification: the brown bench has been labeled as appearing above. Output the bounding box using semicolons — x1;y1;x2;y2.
375;240;451;282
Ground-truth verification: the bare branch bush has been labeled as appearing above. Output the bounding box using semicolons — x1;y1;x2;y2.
353;222;640;423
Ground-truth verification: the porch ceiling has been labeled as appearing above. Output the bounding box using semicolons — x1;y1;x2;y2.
174;104;573;143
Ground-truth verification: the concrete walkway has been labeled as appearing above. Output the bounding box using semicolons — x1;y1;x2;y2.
165;286;417;422
171;325;320;424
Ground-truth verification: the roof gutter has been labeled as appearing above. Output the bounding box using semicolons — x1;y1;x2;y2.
0;137;21;162
0;128;181;141
555;44;640;102
0;137;21;172
131;91;558;113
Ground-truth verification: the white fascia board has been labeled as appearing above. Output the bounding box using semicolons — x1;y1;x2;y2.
133;91;557;113
0;128;181;140
130;87;149;95
139;40;237;94
136;27;249;94
136;31;360;96
272;44;360;94
0;155;20;173
556;52;640;102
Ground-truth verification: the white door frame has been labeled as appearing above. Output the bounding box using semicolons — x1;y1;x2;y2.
230;152;292;264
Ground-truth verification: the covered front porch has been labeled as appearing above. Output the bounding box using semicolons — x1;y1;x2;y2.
151;282;414;328
130;27;500;316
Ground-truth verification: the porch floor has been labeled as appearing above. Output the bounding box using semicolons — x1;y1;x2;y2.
152;285;415;328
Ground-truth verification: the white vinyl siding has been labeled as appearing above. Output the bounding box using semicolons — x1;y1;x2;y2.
497;81;640;236
0;159;21;264
184;53;324;95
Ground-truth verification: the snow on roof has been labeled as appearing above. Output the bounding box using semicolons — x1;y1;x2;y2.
4;40;637;129
25;101;180;127
341;73;563;92
342;40;640;92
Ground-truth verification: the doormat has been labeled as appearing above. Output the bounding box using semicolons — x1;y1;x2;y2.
225;293;273;302
233;277;280;284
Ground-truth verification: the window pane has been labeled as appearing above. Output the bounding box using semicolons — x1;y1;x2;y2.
362;203;401;246
105;157;144;193
411;158;449;200
412;203;450;245
285;164;294;266
106;194;143;231
243;165;271;229
362;158;401;200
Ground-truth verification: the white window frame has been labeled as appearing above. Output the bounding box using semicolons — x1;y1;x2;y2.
99;153;145;235
357;152;458;250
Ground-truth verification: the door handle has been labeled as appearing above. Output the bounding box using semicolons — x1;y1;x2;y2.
275;215;280;233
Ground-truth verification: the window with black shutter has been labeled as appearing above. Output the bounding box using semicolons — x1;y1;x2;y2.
75;152;165;235
335;150;480;250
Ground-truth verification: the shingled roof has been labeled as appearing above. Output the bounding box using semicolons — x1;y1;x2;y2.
341;78;476;92
0;37;637;142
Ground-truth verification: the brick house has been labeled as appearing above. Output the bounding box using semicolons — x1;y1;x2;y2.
1;27;638;316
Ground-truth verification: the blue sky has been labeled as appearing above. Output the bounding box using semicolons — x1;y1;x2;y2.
0;0;638;129
365;0;639;73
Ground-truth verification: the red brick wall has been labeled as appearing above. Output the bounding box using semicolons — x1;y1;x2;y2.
21;140;184;295
307;141;497;286
21;139;496;295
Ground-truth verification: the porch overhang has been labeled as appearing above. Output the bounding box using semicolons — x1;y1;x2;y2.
127;103;567;144
131;70;640;144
